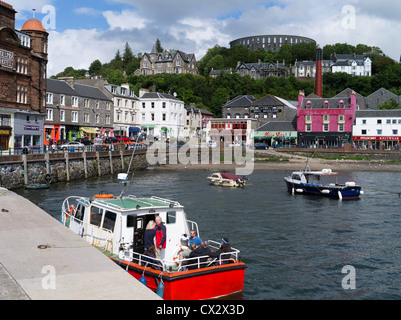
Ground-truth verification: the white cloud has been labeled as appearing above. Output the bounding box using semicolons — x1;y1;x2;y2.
47;29;119;76
102;9;150;30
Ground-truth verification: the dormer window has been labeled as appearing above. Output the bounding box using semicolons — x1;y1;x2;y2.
306;101;312;109
339;100;344;108
323;100;329;108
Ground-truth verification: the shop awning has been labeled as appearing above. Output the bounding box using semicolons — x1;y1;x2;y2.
81;127;98;134
129;127;141;133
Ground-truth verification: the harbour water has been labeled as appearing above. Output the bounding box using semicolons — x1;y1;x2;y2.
15;169;401;300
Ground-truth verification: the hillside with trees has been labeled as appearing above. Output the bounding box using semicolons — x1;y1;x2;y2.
51;41;401;117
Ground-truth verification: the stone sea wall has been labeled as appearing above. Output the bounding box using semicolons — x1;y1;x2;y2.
0;150;149;190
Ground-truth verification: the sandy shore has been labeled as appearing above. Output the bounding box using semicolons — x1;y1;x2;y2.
152;150;401;173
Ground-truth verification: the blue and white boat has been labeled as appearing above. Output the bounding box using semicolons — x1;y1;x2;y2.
284;167;363;200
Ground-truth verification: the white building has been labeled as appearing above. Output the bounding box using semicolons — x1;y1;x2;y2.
331;54;372;77
353;109;401;150
104;83;140;137
138;89;185;140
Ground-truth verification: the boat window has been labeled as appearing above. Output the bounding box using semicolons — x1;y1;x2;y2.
90;206;103;227
75;204;84;221
292;174;301;180
127;215;135;228
103;211;117;232
166;211;176;224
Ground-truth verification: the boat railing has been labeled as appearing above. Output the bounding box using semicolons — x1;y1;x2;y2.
186;220;199;237
151;196;181;207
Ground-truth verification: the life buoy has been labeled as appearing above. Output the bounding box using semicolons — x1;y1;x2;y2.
66;204;76;217
173;245;183;261
94;194;114;199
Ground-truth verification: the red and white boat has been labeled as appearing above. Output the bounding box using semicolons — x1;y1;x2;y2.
207;172;246;188
60;174;246;300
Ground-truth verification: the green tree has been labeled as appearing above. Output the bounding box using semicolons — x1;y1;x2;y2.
88;59;102;75
122;42;134;68
210;87;230;117
155;38;164;53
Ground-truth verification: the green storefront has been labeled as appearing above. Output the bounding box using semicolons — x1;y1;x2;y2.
254;130;297;148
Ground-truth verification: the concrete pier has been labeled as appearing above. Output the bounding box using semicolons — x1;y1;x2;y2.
0;187;161;300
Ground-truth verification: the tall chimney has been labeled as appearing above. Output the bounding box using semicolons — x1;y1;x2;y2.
315;48;323;97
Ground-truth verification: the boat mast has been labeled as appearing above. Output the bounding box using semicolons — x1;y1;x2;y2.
118;133;144;198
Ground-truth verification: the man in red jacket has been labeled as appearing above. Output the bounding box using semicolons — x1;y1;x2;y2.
155;216;167;259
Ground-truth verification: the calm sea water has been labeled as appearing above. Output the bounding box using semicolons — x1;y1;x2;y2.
15;169;401;300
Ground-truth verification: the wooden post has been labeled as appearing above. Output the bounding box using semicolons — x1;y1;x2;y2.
22;155;28;185
96;152;101;176
109;151;113;174
45;153;50;174
120;150;124;171
83;151;88;179
65;152;70;182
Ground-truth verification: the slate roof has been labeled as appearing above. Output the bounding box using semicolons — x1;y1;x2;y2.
256;121;297;132
300;97;352;109
355;109;401;118
74;83;112;101
223;95;256;108
252;94;283;107
47;78;77;95
141;92;180;101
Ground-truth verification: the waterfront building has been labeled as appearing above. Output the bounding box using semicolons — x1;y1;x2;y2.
222;94;297;127
138;88;185;141
230;34;316;52
45;78;113;143
353;109;401;150
205;118;258;146
296;90;357;148
137;43;198;75
0;1;48;151
184;104;202;139
75;78;140;139
254;121;297;147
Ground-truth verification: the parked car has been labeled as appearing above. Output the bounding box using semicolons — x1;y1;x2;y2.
207;141;219;148
115;135;131;142
227;142;242;147
76;138;93;145
58;141;85;151
254;142;269;150
127;143;147;150
104;137;119;144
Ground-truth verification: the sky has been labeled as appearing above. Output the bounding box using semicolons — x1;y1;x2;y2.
10;0;401;76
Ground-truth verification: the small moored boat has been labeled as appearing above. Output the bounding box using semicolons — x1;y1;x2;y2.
284;167;363;200
207;172;246;188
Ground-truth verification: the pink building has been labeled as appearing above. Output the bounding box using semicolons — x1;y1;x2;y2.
297;90;357;148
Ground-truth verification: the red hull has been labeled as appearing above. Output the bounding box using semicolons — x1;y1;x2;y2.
111;258;246;300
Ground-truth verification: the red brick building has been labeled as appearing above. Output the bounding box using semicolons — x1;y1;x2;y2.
0;1;48;151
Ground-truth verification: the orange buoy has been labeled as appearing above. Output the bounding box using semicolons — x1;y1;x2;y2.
94;194;114;199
